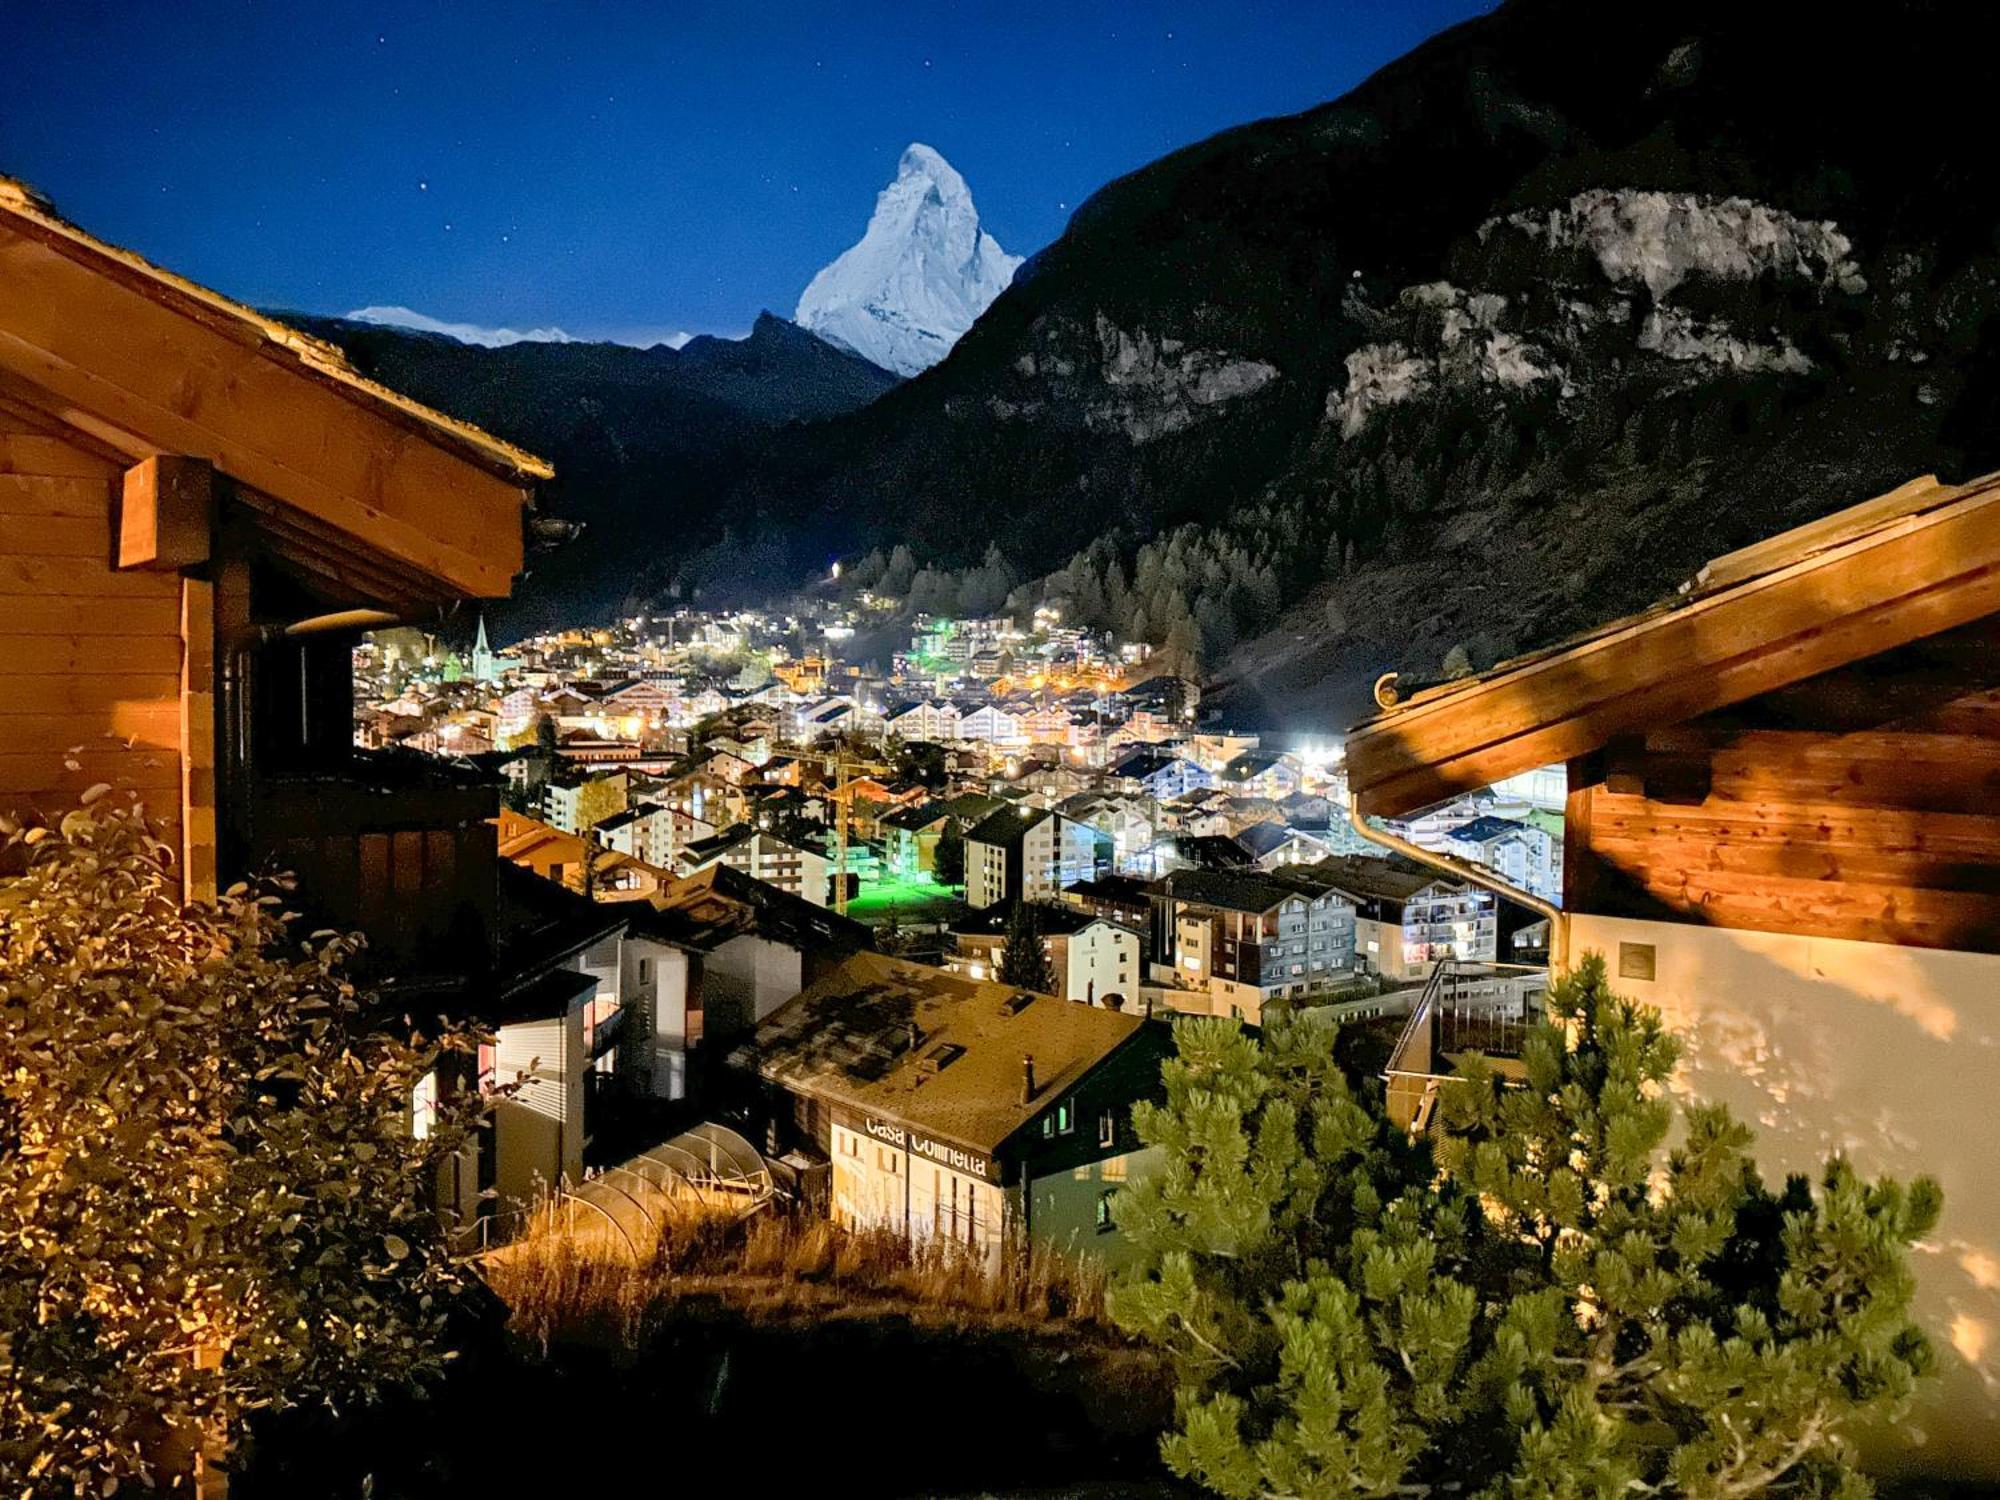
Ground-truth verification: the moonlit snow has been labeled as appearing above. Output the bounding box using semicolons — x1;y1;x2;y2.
795;143;1022;377
344;306;695;350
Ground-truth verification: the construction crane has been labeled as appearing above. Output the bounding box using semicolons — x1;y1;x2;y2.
816;739;896;916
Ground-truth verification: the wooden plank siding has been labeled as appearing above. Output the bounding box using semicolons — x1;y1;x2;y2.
1346;475;2000;818
1566;622;2000;952
0;408;185;870
0;214;531;600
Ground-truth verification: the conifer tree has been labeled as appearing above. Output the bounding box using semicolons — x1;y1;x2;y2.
1110;957;1939;1498
998;901;1056;993
932;821;965;887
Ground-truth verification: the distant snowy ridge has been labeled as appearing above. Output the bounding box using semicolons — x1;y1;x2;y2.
344;305;694;350
795;143;1021;377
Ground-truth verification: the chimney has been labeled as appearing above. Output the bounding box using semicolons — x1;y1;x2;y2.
1021;1054;1036;1105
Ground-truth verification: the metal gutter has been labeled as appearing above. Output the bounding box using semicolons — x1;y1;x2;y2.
1343;791;1569;970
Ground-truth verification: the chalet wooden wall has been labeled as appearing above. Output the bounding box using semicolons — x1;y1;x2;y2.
1566;619;2000;953
0;404;185;871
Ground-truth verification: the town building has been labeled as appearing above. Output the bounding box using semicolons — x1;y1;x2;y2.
1236;819;1334;870
949;902;1142;1008
879;791;1003;877
677;824;831;906
1215;749;1301;800
1108;747;1212;800
1148;869;1358;1021
733;952;1173;1266
1300;853;1479;982
963;804;1102;910
542;768;629;834
1439;812;1562;905
1058;873;1157;932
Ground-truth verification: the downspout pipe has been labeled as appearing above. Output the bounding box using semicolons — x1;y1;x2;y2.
1344;790;1569;972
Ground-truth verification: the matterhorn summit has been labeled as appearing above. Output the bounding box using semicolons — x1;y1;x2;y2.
795;143;1022;377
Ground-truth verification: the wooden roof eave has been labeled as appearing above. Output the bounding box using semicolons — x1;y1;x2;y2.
0;177;550;485
1344;474;2000;818
0;182;549;602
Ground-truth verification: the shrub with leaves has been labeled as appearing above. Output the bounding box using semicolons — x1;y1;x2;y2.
0;797;485;1494
1109;955;1940;1498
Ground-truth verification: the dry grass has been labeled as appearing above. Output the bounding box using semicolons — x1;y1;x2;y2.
482;1204;1112;1354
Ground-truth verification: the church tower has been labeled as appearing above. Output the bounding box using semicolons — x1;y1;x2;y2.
471;613;497;683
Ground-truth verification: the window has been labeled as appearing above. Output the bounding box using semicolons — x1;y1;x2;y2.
410;1070;438;1141
1058;1098;1075;1135
1098;1109;1117;1148
476;1042;497;1095
637;957;653;985
1095;1190;1116;1232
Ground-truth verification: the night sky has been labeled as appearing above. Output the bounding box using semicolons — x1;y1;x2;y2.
1;0;1491;344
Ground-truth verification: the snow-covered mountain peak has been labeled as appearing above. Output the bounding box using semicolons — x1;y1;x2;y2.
795;143;1021;377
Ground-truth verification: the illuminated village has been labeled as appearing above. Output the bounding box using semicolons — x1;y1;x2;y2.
6;2;2000;1496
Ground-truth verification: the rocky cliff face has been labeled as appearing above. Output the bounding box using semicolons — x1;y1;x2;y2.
727;0;2000;724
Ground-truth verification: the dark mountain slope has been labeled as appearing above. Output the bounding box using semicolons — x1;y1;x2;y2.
724;0;2000;723
279;312;899;636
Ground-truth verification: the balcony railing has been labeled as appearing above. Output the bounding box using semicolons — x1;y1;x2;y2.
1384;961;1548;1133
241;750;502;974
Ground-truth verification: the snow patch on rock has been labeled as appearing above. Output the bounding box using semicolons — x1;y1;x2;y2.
1088;316;1278;441
1331;342;1432;437
1494;188;1866;299
1638;307;1812;374
347;306;578;347
1330;284;1563;437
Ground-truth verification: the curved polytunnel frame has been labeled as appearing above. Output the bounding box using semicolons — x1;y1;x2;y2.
554;1121;777;1258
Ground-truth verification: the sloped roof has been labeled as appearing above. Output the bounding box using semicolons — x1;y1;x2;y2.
1445;814;1534;846
1218;751;1286;780
965;804;1050;848
636;862;867;954
737;952;1145;1157
950;901;1101;939
0;175;549;602
0;176;548;484
1164;866;1318;914
1345;470;2000;817
1236;820;1314;858
1295;853;1440;906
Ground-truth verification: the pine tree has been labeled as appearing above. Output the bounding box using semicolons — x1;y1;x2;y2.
999;901;1056;993
1110;956;1939;1499
932;821;966;887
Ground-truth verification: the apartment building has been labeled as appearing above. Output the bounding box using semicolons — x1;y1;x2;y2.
733;953;1173;1267
677;824;831;906
949;902;1142;1008
1148;869;1358;1022
963;804;1103;910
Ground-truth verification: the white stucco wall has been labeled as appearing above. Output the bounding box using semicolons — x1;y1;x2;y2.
492;996;587;1210
1569;914;2000;1477
623;937;691;1100
1067;921;1139;1007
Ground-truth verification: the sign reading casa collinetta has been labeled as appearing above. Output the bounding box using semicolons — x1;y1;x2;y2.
855;1111;994;1180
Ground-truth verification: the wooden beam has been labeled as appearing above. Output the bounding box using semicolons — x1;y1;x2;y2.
0;224;529;598
181;576;217;903
119;455;213;570
1346;479;2000;817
